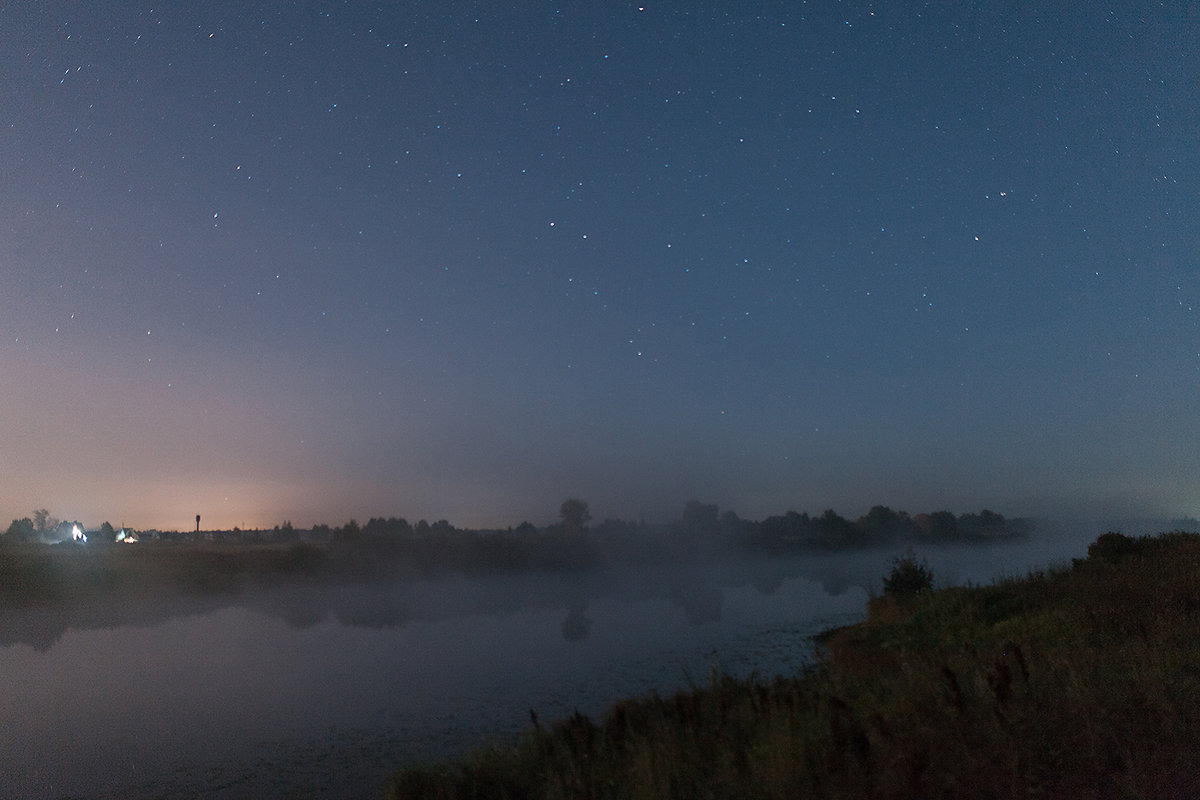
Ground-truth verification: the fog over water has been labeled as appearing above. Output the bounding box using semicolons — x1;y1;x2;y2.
0;526;1107;798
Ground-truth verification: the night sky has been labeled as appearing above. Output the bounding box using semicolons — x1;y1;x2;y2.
3;3;1197;531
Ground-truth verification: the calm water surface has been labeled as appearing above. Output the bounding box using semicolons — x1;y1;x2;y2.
0;534;1086;799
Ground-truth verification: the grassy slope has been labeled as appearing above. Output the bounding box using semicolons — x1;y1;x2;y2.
386;532;1200;799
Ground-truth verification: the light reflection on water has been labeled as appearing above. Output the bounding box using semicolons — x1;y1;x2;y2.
0;535;1088;799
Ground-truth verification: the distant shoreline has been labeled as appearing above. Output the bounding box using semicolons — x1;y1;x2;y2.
0;505;1030;613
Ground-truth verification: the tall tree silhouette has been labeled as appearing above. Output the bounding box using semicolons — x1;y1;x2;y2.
559;498;591;537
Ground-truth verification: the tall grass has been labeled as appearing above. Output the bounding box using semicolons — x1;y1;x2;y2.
386;532;1200;799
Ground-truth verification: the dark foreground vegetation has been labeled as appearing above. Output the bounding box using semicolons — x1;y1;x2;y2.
386;531;1200;799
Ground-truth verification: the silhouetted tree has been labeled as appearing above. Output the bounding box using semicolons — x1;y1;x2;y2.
858;505;911;541
5;517;34;542
916;510;958;541
559;498;591;536
363;517;411;538
32;508;57;535
816;509;860;547
956;509;1008;538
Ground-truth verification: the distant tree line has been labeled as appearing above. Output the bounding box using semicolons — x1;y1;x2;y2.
298;498;599;578
303;500;1027;577
740;505;1025;551
2;499;1027;578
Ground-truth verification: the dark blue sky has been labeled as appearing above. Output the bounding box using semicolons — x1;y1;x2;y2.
3;2;1197;530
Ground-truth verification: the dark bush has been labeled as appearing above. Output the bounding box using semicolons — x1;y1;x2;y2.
882;549;934;597
1087;531;1142;562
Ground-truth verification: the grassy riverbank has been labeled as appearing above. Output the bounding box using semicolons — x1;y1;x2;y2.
386;531;1200;799
0;540;332;607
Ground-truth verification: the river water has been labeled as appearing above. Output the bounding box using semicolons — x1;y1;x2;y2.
0;532;1088;799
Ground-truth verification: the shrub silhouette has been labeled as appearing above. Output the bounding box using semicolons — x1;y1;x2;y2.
1086;531;1141;561
882;549;933;597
